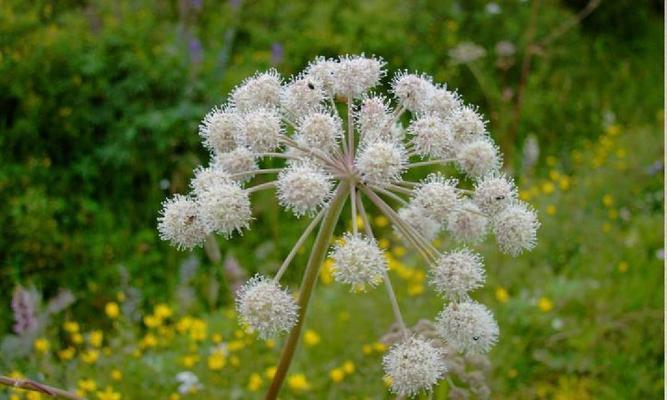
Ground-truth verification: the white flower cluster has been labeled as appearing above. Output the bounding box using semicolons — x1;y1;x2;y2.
157;54;540;397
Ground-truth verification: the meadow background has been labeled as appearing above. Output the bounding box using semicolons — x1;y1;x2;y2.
0;0;664;399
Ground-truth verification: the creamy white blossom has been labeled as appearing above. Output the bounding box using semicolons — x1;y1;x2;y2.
281;75;326;119
473;173;517;215
412;173;461;223
330;233;387;290
237;108;283;153
295;111;342;154
231;70;282;112
212;146;257;182
436;302;499;354
355;141;408;187
334;54;385;98
430;249;485;299
408;114;453;158
492;201;539;255
158;195;207;250
456;138;500;178
391;72;434;112
190;165;231;196
199;106;241;153
277;163;333;217
198;182;252;237
236;275;298;339
383;337;447;397
305;56;338;95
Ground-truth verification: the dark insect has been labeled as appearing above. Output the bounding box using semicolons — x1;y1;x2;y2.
307;82;315;90
472;336;480;341
495;195;505;200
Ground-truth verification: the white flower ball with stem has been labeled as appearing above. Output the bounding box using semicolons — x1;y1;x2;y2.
436;302;499;354
429;248;485;300
212;146;258;183
456;138;500;178
305;56;338;95
281;75;326;120
355;140;408;187
391;72;435;112
411;173;461;224
295;111;342;154
492;201;540;256
231;70;282;112
382;336;447;397
334;54;385;98
190;165;231;196
330;233;387;291
198;181;252;238
408;114;453;158
236;275;298;339
199;106;240;153
158;54;541;398
158;195;207;250
473;173;517;215
277;162;333;217
237;108;283;153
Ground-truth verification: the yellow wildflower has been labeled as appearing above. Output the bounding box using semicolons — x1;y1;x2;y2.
81;349;100;364
143;315;161;328
546;205;556;216
329;368;344;383
355;215;364;230
141;333;158;348
111;370;122;381
342;361;355;374
320;259;334;285
304;330;320;346
618;261;629;273
248;373;263;391
96;386;121;400
602;194;614;207
407;283;424;296
378;238;390;249
558;176;571;191
154;304;173;320
63;321;80;333
189;319;208;341
372;342;387;353
208;351;226;370
58;346;76;361
181;354;198;367
71;333;84;345
495;287;509;303
265;366;277;379
168;394;180;400
212;333;223;343
176;316;193;333
265;339;275;349
541;182;555;195
393;246;406;257
287;373;311;391
538;297;553;312
27;392;42;400
508;368;518;378
105;302;120;319
362;344;373;355
77;378;97;393
33;338;49;354
230;355;240;367
383;375;393;387
89;330;104;347
374;215;389;227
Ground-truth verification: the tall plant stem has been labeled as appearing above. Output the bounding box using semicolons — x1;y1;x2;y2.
0;376;81;400
265;183;350;400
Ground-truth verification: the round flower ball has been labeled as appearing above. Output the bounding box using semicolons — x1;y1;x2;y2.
430;248;485;300
236;275;299;339
330;233;387;290
277;163;333;217
382;336;447;397
436;301;499;354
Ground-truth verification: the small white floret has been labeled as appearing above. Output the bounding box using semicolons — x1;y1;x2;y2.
382;337;447;397
355;141;407;187
231;70;282;112
277;163;333;217
158;195;207;250
435;301;499;354
446;201;488;244
329;233;387;290
198;182;252;237
492;201;539;256
198;106;241;153
236;275;299;339
429;248;485;300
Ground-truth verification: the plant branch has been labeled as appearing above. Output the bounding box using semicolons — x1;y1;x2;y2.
0;376;81;400
265;184;350;399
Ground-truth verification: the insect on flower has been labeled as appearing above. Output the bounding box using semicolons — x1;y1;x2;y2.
158;54;539;398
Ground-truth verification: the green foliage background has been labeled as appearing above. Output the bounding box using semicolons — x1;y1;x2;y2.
0;0;663;398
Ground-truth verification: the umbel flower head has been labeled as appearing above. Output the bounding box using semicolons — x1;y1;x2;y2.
157;54;539;397
382;336;447;397
236;275;298;339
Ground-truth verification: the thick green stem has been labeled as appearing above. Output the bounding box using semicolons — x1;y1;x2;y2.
265;184;350;399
